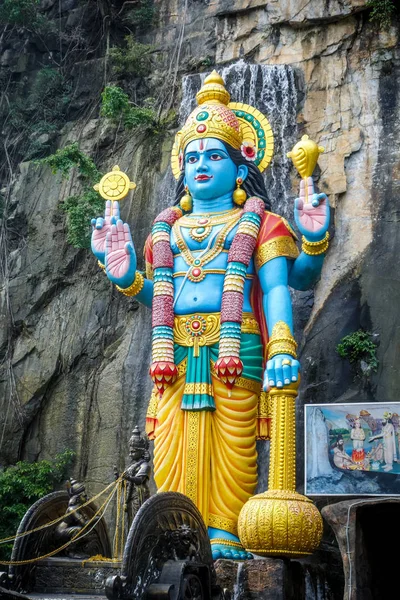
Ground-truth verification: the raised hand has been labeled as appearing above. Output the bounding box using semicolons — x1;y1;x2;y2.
294;177;330;242
91;200;120;264
105;219;137;289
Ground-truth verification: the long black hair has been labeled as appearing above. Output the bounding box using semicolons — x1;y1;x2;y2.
174;141;271;211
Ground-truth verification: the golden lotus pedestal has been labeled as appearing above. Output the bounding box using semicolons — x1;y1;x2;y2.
238;384;323;558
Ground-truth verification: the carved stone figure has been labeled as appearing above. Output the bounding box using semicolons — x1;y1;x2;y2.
115;426;151;530
54;479;96;559
91;71;330;559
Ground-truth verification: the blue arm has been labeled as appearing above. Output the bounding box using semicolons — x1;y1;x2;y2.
134;278;153;309
258;256;300;389
288;251;325;291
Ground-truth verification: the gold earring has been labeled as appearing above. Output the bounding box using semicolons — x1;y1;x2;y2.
180;185;192;212
233;177;247;206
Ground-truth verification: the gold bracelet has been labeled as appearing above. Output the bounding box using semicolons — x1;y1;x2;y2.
116;272;145;297
302;232;330;256
98;260;106;272
267;321;297;359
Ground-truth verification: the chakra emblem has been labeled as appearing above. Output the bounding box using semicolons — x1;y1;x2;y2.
93;165;136;201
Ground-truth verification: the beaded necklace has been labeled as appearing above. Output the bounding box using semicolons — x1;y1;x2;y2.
149;197;265;395
172;212;241;283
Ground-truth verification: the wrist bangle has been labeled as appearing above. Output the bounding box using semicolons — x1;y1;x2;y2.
302;232;329;256
267;321;297;359
116;272;145;297
98;260;106;272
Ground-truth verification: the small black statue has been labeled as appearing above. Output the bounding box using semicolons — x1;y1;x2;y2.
114;426;151;530
54;479;96;559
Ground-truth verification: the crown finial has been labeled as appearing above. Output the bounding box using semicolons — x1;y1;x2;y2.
196;70;230;106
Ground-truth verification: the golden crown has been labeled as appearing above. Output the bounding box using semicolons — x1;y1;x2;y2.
171;70;274;179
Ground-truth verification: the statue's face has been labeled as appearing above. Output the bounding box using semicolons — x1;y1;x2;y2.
184;138;247;200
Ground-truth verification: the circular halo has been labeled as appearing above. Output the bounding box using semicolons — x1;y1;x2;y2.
93;165;136;201
229;102;274;173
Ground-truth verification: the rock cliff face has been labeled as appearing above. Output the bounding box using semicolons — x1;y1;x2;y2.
1;0;399;510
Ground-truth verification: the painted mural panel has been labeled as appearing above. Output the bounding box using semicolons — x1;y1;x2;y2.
305;403;400;496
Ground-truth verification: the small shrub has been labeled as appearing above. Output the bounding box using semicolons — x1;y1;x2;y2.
101;86;157;130
37;144;103;248
38;142;101;181
0;449;75;561
62;189;104;248
109;35;154;77
125;0;156;29
336;330;379;376
0;0;49;31
366;0;396;28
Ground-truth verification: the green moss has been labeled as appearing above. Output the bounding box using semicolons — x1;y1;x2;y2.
0;449;75;561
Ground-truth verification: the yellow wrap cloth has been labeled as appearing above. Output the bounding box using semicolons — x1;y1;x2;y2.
153;372;258;536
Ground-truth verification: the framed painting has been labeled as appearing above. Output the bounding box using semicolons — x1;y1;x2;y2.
304;402;400;496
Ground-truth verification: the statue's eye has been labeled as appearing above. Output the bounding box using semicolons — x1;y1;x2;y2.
187;156;198;164
210;153;223;161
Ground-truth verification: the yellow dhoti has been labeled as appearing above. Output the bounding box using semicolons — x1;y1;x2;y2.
153;371;259;535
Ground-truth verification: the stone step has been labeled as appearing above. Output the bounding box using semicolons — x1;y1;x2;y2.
30;595;106;600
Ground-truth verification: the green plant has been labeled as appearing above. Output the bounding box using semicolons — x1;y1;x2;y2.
366;0;396;28
101;86;157;130
62;188;104;248
109;36;154;77
37;143;103;248
38;142;101;181
0;449;75;561
337;330;379;375
125;0;156;29
0;0;49;30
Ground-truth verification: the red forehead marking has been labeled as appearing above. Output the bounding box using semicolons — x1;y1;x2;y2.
199;139;204;151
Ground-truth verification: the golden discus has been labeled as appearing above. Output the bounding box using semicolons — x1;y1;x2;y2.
93;165;136;201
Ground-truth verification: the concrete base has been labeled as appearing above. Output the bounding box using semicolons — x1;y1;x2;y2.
33;558;121;595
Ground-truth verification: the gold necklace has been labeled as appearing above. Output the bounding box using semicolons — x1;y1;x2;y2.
172;214;241;282
180;208;242;242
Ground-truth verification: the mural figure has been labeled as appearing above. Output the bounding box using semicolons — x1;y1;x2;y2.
114;426;151;530
369;412;398;472
350;416;366;465
332;436;354;470
91;72;330;559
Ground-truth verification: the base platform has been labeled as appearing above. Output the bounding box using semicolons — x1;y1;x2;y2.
33;558;121;595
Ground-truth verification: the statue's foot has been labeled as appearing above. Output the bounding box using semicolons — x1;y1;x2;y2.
208;527;253;561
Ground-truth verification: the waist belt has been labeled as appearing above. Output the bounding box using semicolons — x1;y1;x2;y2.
174;312;260;357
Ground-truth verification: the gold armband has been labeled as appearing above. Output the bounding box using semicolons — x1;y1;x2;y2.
267;321;297;359
98;260;106;272
116;272;145;297
301;232;329;256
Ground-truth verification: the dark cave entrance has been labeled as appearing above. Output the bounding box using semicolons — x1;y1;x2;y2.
356;502;400;599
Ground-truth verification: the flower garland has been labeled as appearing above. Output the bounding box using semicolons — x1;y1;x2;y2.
215;197;264;389
149;198;265;395
149;205;182;394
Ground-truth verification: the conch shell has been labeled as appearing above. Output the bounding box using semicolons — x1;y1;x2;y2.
287;135;324;178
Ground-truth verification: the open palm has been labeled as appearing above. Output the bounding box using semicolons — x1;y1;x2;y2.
91;200;120;264
105;219;137;288
294;177;330;242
